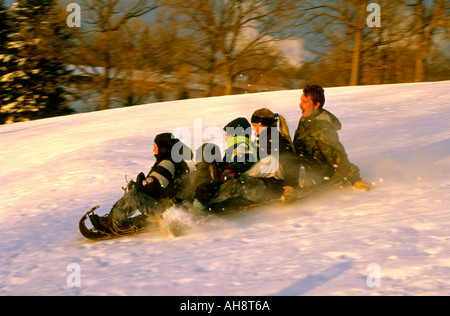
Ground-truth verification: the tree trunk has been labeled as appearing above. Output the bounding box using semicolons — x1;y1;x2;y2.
225;79;233;95
349;1;367;86
101;55;112;110
350;28;363;86
101;85;111;110
205;72;215;97
225;65;234;95
414;1;426;82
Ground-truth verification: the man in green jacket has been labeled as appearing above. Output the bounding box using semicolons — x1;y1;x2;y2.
292;85;371;191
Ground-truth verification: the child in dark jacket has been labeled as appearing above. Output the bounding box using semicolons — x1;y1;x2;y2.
203;115;289;211
189;143;223;208
135;132;191;201
221;117;258;179
107;133;191;226
192;118;259;209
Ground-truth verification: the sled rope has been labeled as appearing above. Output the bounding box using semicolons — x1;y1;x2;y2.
110;218;139;236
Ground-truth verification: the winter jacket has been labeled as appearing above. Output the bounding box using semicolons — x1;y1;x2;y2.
138;133;191;200
189;161;223;206
222;135;258;174
255;126;294;159
221;117;258;175
251;126;300;187
293;109;361;185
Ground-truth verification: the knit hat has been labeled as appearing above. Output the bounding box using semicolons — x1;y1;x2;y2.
154;133;178;153
223;117;252;137
251;108;278;127
154;132;192;160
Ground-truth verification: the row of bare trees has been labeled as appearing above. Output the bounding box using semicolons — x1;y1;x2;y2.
66;0;305;110
296;0;449;86
2;0;449;120
67;0;449;110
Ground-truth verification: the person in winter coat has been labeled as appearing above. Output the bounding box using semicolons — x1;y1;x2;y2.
189;143;223;209
293;85;371;191
251;108;295;157
192;118;259;210
106;133;191;227
221;117;258;178
247;108;300;187
135;132;191;200
205;114;292;210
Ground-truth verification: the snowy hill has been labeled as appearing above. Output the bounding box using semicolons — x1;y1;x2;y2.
0;81;449;296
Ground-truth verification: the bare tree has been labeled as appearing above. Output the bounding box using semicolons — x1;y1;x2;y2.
68;0;161;110
294;0;376;86
295;0;432;86
161;0;299;96
112;17;192;106
407;0;448;82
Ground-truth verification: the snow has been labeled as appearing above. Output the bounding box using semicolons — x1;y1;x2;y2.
0;81;449;296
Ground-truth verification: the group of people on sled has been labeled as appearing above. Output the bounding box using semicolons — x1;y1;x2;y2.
101;85;372;231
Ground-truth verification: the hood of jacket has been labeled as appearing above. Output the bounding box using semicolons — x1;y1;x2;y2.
154;133;192;161
310;109;342;131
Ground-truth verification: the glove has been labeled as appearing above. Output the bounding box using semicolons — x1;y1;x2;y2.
135;172;146;190
136;172;155;191
353;180;372;191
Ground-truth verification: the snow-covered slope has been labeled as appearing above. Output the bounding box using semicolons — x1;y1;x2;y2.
0;81;449;296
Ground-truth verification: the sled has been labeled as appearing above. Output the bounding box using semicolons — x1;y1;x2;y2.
78;191;315;241
79;181;363;241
